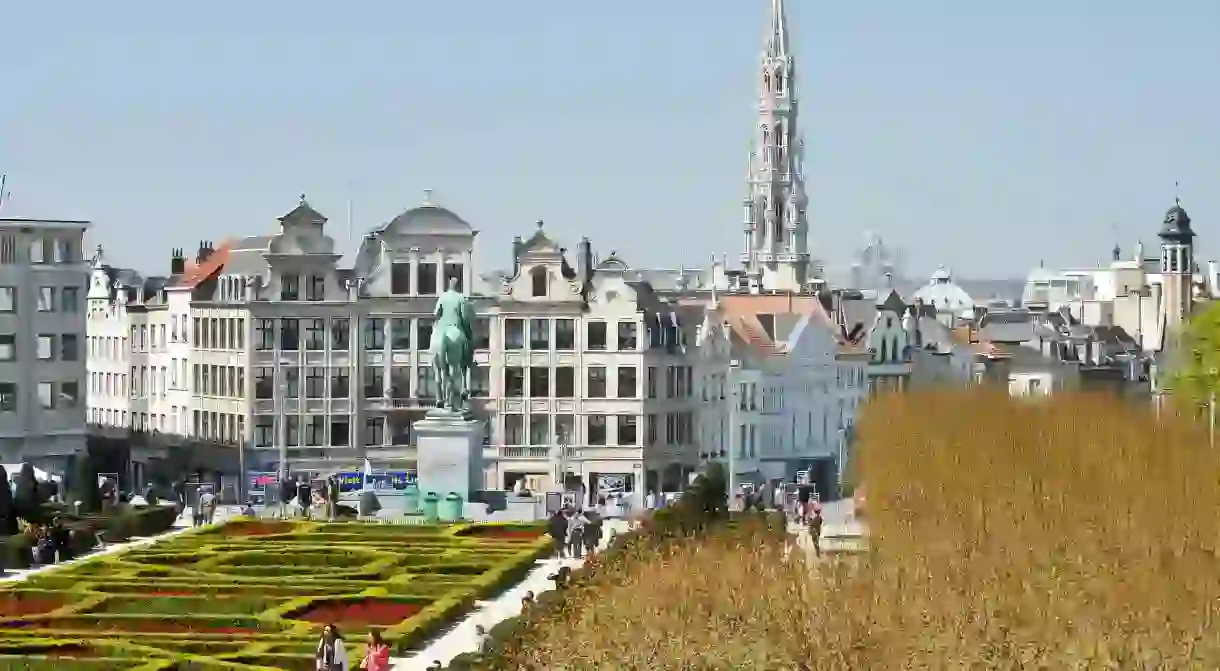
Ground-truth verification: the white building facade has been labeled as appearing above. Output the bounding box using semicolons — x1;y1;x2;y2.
0;218;90;470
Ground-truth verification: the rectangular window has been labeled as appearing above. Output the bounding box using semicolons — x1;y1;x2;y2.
60;381;80;408
390;263;411;294
306;367;326;398
331;418;350;447
469;365;490;397
529;367;550;398
284;367;300;398
235;318;244;348
363;366;384;399
587;322;607;350
331;318;350;350
529;415;549;445
255;319;275;350
363;318;385;350
417;263;437;295
364;417;385;446
416;319;433;350
306;274;325;301
503;414;524;445
37;334;55;360
618;322;638;350
306;415;326;445
280;318;300;350
555;319;575;350
647;366;658;399
504;366;525;397
587;366;607;398
555;367;575;397
0;287;14;312
285;416;300;445
529;319;550;350
391;318;412;350
587;414;607;446
0;334;14;361
472;318;491;350
416;365;435;401
305;319;325;350
331;368;350;398
61;334;79;361
0;382;17;411
61;287;80;313
390;366;411;399
37;287;55;312
443;263;464;292
38;382;54;409
617;366;637;398
255;367;274;399
617;415;638;446
504;319;524;350
280;273;299;300
29;239;46;264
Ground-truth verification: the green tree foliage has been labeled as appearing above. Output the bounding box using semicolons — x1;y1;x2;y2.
1169;301;1220;402
0;465;16;536
73;456;102;514
12;463;41;522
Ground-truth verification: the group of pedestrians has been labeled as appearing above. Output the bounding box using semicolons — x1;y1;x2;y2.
313;624;390;670
546;505;603;559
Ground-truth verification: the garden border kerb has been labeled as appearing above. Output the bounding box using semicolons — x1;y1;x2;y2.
0;517;551;669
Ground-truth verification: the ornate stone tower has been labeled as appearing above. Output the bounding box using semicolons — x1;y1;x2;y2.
1159;196;1195;330
740;0;813;294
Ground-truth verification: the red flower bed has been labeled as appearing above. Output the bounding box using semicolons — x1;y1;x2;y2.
219;520;293;537
0;596;64;617
463;526;544;539
291;598;425;626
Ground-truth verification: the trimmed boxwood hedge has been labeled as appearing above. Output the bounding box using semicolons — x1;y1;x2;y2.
1;504;180;572
0;518;550;669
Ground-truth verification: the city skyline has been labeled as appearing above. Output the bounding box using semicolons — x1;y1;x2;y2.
1;0;1217;278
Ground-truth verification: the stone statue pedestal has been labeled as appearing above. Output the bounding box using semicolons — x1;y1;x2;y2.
413;409;484;503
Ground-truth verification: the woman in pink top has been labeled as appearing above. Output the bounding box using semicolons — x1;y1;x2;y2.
360;630;391;671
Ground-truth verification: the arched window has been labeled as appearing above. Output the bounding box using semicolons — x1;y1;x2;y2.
775;70;785;95
530;267;548;297
763;72;771;92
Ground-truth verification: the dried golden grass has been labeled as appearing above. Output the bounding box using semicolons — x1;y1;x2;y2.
509;390;1220;670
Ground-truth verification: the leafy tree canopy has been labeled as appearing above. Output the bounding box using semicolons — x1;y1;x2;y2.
1169;301;1220;402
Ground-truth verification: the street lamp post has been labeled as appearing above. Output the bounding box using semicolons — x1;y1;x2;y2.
727;361;740;509
277;381;290;492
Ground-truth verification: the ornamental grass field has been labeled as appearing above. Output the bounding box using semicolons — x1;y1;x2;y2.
509;390;1220;670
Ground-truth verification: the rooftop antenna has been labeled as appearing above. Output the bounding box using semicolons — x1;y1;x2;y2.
1175;180;1181;206
0;174;9;213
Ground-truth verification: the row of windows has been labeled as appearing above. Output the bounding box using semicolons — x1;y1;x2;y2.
388;262;464;296
0;235;81;265
0;286;80;314
0;381;80;411
0;333;79;362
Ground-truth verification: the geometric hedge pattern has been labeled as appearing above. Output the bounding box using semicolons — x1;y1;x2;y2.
0;519;550;670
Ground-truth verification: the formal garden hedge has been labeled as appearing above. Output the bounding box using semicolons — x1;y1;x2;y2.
1;504;180;573
0;518;550;670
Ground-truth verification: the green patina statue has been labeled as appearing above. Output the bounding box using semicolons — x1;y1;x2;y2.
429;276;475;413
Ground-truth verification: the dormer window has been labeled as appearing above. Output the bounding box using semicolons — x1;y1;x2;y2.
281;274;299;301
531;267;548;298
307;274;325;301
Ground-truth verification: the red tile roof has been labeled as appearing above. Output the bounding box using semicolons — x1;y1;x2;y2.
175;239;234;289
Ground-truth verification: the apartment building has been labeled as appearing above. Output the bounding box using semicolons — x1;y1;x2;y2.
86;197;701;504
0;218;90;470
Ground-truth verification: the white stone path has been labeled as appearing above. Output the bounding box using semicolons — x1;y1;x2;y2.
0;505;234;584
391;519;629;671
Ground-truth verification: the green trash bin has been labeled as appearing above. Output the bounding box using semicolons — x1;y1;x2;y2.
439;493;463;522
402;485;421;515
422;492;440;523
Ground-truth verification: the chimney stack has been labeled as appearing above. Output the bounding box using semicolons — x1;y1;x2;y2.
170;248;186;275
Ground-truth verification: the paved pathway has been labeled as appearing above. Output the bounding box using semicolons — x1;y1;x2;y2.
0;504;234;584
786;498;868;560
391;519;629;671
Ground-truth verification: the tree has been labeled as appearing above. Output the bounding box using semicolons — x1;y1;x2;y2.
1168;301;1220;406
12;463;41;522
0;465;16;536
73;456;102;514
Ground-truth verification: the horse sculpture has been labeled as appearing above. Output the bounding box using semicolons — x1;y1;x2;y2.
429;277;475;413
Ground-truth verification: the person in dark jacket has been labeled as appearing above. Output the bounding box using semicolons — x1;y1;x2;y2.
583;509;602;555
50;517;72;562
295;477;311;519
547;510;569;558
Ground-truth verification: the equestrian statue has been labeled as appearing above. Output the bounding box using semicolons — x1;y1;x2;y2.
429;276;475;414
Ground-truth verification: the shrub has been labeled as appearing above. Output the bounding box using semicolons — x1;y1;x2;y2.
490;390;1220;669
12;463;47;524
73;457;102;514
0;464;16;537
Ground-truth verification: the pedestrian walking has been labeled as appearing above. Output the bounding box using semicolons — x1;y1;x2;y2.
547;509;569;558
808;507;824;558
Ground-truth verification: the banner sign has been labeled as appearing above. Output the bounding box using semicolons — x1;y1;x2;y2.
247;472;278;492
334;470;417;493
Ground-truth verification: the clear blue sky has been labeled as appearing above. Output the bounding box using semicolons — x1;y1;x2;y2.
1;0;1217;280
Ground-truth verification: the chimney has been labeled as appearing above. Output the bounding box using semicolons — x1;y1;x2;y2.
170;248;186;275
